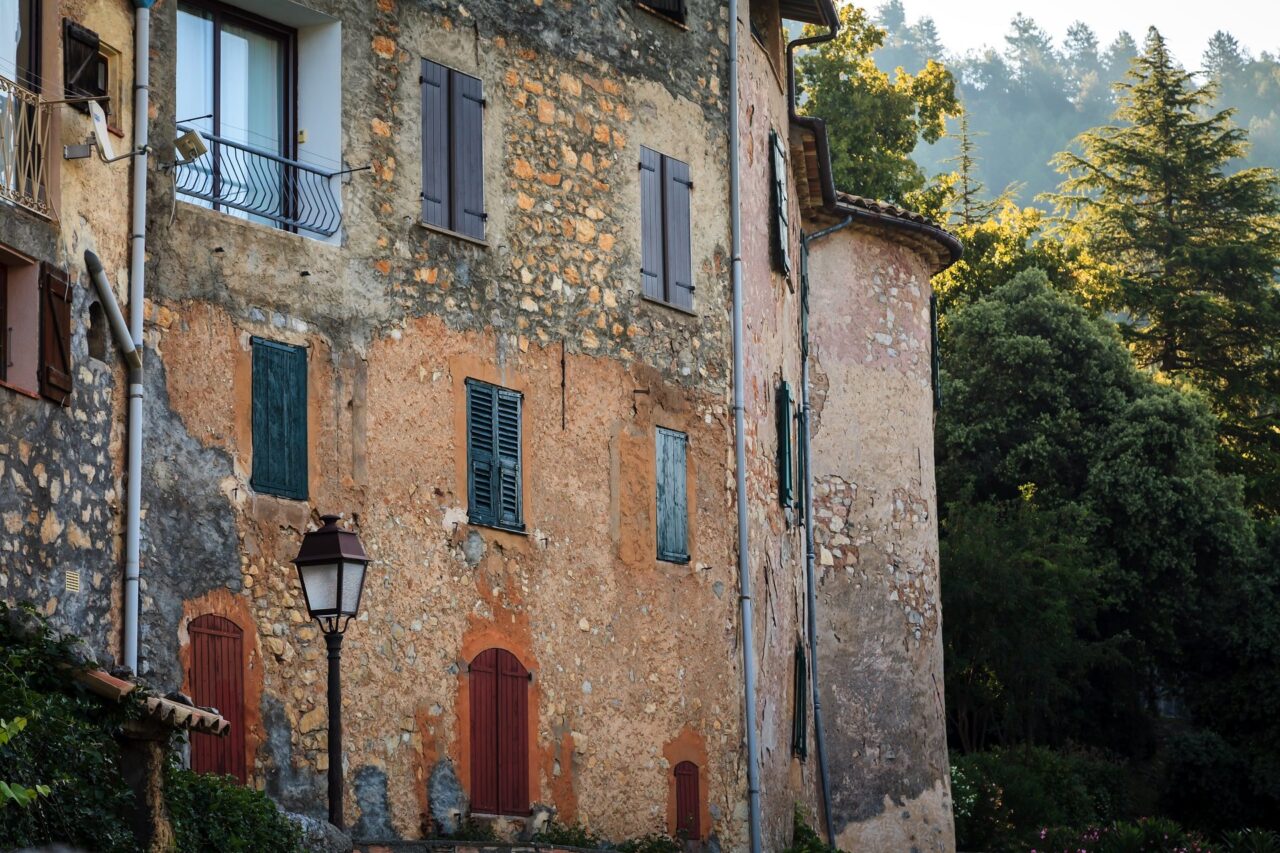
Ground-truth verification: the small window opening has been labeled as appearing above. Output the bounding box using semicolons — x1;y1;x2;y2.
87;301;107;361
637;0;687;26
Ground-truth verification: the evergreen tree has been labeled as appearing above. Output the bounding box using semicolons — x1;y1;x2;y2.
1103;30;1139;77
1053;28;1280;510
1203;30;1249;79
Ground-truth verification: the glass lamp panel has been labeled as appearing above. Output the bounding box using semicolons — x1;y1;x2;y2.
339;560;366;616
299;562;339;614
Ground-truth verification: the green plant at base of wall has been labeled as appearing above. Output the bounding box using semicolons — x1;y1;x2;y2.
782;806;848;853
165;765;302;853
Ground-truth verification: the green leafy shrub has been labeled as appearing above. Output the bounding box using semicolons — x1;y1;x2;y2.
615;832;683;853
0;602;140;853
783;806;847;853
165;766;302;852
534;818;607;848
1222;829;1280;853
1036;818;1213;852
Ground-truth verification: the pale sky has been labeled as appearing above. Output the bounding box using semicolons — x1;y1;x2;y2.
894;1;1280;69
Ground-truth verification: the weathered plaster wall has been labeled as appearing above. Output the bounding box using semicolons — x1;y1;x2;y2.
805;225;954;852
0;0;136;665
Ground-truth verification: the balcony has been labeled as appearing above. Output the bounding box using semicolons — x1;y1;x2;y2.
0;73;52;220
173;125;345;238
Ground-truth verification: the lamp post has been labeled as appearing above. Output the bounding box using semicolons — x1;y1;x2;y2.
292;514;369;829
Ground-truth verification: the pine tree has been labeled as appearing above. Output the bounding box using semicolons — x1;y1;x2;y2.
946;114;1003;226
1052;28;1280;511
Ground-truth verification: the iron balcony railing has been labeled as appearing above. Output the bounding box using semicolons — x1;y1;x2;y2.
0;73;53;220
174;124;344;237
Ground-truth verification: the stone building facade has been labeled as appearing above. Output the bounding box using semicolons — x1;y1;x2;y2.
0;0;961;849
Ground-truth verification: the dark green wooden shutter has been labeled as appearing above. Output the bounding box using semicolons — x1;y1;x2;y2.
930;294;941;410
420;59;449;228
467;379;522;530
777;380;794;507
639;146;664;301
662;155;694;311
450;69;486;240
792;644;808;759
251;338;308;499
656;427;689;563
771;130;791;275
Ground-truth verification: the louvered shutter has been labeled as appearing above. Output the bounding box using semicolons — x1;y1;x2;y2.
39;264;72;406
656;428;689;563
642;0;686;22
189;615;246;784
420;59;449;229
771;130;792;275
792;644;808;759
466;380;498;526
662;156;694;311
930;294;941;410
777;380;794;507
639;146;665;301
496;650;530;815
494;388;523;530
450;70;487;240
674;761;699;839
469;649;499;814
251;339;308;499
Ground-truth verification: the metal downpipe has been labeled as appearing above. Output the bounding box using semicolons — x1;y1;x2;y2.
727;0;763;850
801;217;853;847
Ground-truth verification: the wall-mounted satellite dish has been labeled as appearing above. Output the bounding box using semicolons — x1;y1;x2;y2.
88;101;116;161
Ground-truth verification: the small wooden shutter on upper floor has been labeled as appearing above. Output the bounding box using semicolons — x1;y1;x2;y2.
250;338;308;500
662;155;694;311
777;380;794;507
467;379;523;531
640;0;686;23
450;70;486;241
656;427;689;563
931;293;942;410
639;146;665;301
63;20;102;111
674;761;700;840
39;264;72;406
792;644;809;759
420;59;449;229
771;129;792;275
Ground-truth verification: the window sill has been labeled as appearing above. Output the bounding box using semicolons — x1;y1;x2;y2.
418;220;489;248
641;294;697;317
469;519;527;536
0;380;42;400
658;553;690;565
250;484;309;502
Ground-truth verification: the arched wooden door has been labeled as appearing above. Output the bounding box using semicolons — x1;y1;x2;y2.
469;648;529;815
674;761;700;840
188;614;246;783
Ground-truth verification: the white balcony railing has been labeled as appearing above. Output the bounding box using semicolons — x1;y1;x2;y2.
0;73;52;220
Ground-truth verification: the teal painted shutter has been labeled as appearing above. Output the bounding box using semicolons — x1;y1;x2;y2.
792;644;808;759
450;69;486;240
777;380;794;507
639;146;664;301
420;59;449;228
251;338;308;499
466;380;497;526
495;388;523;530
656;427;689;563
662;155;694;311
930;294;941;410
771;130;791;275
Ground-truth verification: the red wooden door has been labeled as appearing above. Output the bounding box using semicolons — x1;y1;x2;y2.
675;761;700;840
469;648;529;815
188;614;246;783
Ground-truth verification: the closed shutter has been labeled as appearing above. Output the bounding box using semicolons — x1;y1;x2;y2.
792;644;808;759
63;20;102;110
420;59;449;229
662;156;694;311
777;380;794;507
674;761;700;840
639;146;665;301
470;648;529;816
656;427;689;563
930;294;941;410
251;338;308;499
641;0;686;23
189;615;246;784
451;70;486;240
39;264;72;406
1;266;8;384
771;129;792;275
467;380;522;530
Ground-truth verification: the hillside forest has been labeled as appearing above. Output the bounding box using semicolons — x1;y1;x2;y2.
795;4;1280;850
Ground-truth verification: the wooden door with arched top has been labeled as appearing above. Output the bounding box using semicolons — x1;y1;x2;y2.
675;761;700;840
469;648;529;815
188;614;246;783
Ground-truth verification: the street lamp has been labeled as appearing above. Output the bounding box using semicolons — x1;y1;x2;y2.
292;514;369;829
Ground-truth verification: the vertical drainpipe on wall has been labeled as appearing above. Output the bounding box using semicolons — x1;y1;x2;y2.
122;0;156;675
726;1;763;851
800;218;852;848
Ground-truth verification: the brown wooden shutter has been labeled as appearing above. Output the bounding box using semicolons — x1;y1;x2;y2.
641;0;686;22
39;263;72;406
639;146;665;301
496;650;530;815
0;265;8;384
662;156;694;311
63;20;102;111
450;70;486;240
674;761;700;839
421;59;450;229
469;648;499;813
188;615;246;784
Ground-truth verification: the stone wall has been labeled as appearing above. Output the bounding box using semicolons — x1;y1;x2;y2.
805;224;954;851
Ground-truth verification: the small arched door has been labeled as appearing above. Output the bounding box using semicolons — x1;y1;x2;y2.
674;761;700;840
188;614;246;783
469;648;529;815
